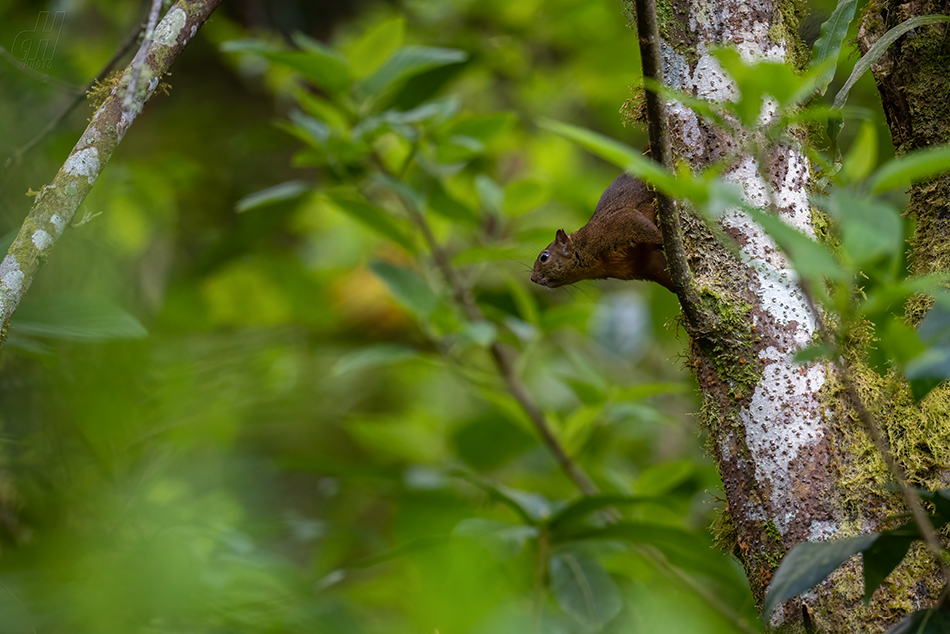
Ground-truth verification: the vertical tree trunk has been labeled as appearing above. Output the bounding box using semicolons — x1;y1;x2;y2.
858;0;950;283
650;1;947;631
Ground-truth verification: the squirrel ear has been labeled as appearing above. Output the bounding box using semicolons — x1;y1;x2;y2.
555;229;572;256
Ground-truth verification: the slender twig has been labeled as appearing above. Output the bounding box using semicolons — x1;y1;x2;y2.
124;0;165;111
367;157;599;496
641;546;761;634
0;45;84;93
3;16;145;172
632;0;713;337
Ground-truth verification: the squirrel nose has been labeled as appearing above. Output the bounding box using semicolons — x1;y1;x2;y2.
529;270;538;283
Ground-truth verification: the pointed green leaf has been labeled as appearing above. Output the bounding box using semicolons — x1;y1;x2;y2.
810;0;858;94
453;519;539;559
348;16;405;78
326;196;416;253
361;46;468;96
332;344;419;375
549;552;622;630
868;144;950;194
763;534;878;621
475;175;504;216
885;606;950;634
537;117;696;199
443;113;515;146
822;191;903;268
369;261;439;318
427;181;479;225
862;526;918;603
221;39;351;93
841;120;878;184
560;521;730;581
12;293;147;341
834;15;950;109
236;181;311;213
547;495;654;533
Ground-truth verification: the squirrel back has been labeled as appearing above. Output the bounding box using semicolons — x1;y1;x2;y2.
529;173;673;290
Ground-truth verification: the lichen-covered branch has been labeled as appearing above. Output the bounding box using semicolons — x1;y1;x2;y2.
0;0;223;345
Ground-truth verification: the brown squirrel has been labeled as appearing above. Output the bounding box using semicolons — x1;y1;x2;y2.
529;173;674;291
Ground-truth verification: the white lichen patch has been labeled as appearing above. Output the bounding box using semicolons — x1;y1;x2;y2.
744;347;826;532
80;128;101;147
772;150;812;232
0;255;24;294
118;109;136;141
692;52;737;102
154;7;187;46
50;214;66;236
808;520;839;541
756;265;815;333
31;230;52;250
668;102;704;159
736;22;786;62
65;147;101;185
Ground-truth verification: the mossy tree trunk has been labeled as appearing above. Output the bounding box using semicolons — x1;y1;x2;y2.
647;1;949;631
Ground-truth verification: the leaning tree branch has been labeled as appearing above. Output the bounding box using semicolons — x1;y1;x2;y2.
632;0;718;339
0;0;224;345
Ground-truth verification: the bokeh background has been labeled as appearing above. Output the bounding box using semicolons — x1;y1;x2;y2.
0;1;886;632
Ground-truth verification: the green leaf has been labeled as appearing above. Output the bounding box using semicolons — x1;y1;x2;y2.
834;15;950;110
794;343;833;363
442;113;515;147
885;606;950;634
868;144;950;194
537;118;695;199
221;39;351;94
862;526;917;603
331;344;419;375
561;522;729;581
348;16;406;78
763;533;878;621
810;0;859;95
361;46;468;96
879;317;924;367
636;460;693;495
549;552;622;631
369;261;439;318
712;48;803;125
475;175;504;215
905;346;950;401
236;181;311;213
326;196;416;253
11;293;147;342
427;180;479;225
451;416;537;470
505;179;550;216
822;190;903;268
452;519;539;559
841;120;878;184
547;495;654;533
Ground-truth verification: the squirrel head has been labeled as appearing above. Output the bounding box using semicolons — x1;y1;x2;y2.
529;228;578;288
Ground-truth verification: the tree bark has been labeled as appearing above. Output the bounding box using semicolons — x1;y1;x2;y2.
649;1;948;631
858;1;950;284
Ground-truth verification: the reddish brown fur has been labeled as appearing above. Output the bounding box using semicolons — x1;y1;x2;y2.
529;173;673;290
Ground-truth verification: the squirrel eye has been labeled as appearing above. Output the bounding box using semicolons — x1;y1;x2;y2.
539;251;550;263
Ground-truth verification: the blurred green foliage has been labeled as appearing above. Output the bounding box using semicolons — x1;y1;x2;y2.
0;0;921;632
